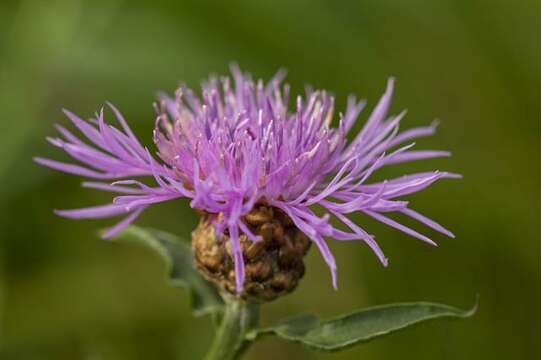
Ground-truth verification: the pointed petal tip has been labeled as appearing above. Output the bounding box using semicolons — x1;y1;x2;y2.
434;226;456;240
54;208;86;219
105;101;120;114
101;227;119;240
33;157;57;169
398;109;408;118
446;172;463;179
53;209;68;217
386;77;395;91
229;62;242;76
45;137;63;147
61;108;76;118
99;230;113;240
330;267;338;290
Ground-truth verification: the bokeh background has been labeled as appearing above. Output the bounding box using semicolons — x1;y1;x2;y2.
1;0;540;359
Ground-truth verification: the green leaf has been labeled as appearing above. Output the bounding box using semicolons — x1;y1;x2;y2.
112;226;223;316
251;300;477;351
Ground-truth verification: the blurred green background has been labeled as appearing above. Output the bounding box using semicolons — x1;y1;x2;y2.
1;0;540;358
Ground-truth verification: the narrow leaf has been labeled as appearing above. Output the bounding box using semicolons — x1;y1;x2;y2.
253;300;477;351
113;226;223;316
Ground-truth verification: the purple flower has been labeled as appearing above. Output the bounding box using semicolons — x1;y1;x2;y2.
35;66;459;292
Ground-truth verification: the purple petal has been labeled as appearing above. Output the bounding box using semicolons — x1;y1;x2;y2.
34;157;110;179
229;223;245;293
55;204;128;219
400;207;455;238
363;210;437;246
81;182;145;195
102;207;146;239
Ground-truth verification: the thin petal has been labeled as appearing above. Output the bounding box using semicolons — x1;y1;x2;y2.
102;207;146;239
363;210;437;246
400;207;455;238
55;204;128;219
34;157;110;179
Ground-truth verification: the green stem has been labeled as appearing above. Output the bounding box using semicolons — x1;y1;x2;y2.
204;296;260;360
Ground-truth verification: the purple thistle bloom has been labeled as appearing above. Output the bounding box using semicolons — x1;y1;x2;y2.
35;65;459;292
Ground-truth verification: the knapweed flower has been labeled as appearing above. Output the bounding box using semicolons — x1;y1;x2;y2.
35;66;458;300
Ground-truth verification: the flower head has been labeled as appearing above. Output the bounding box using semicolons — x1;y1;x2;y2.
36;65;458;293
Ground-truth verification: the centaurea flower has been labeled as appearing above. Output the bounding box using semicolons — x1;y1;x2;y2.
35;66;458;298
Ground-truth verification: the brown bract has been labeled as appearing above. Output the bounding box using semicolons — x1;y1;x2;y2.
192;205;311;302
